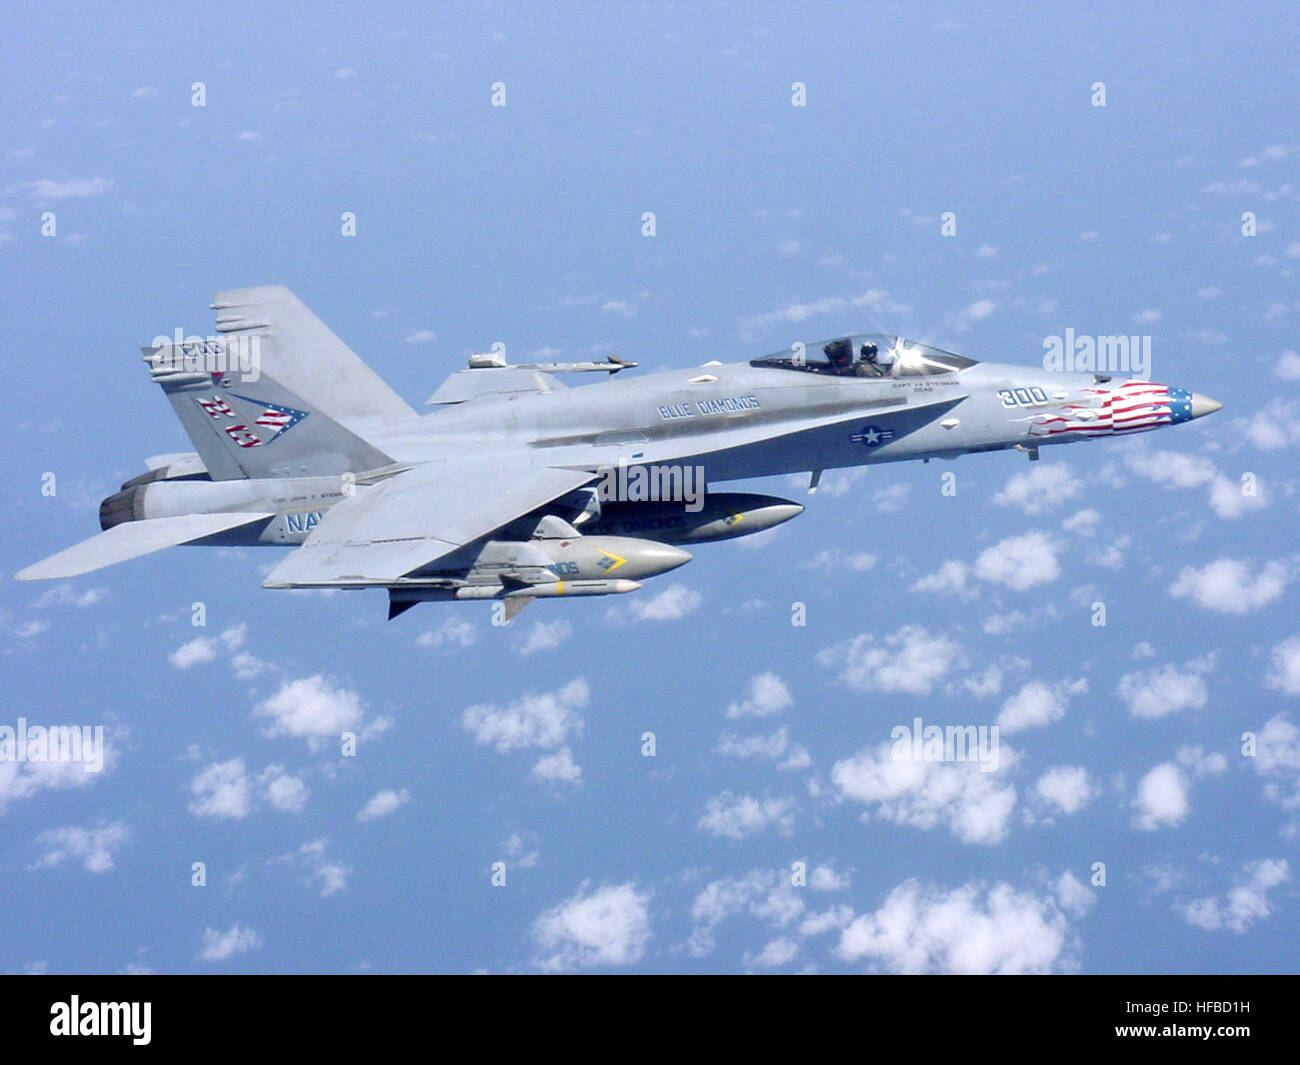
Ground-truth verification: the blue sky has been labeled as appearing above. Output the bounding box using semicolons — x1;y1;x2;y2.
2;3;1298;973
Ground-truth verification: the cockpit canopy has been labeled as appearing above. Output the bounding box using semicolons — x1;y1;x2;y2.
749;334;977;378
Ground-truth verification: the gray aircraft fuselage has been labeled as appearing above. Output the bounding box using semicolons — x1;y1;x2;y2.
357;337;1217;484
117;332;1220;548
40;323;1218;616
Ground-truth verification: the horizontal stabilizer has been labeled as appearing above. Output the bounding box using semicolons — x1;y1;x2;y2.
145;451;202;471
16;513;273;580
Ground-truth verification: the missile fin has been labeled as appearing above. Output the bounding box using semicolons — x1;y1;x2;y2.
503;597;533;622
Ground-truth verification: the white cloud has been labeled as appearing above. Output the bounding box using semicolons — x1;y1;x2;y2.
912;559;971;597
403;329;437;344
190;759;309;819
1125;451;1268;520
1034;767;1099;815
963;664;1005;698
8;619;49;640
1250;713;1300;813
261;766;308;812
1180;859;1290;933
746;937;800;969
818;625;965;695
532;882;651;971
502;832;540;869
724;672;793;718
1266;638;1300;695
532;746;582;784
1170;558;1292;614
714;726;811;770
980;608;1048;634
1240;144;1289;167
955;299;997;329
1133;762;1190;830
169;624;247;669
199;923;261;962
231;651;271;680
716;728;791;761
687;868;806;957
800;905;856;937
189;758;253;819
993;465;1081;515
1273;350;1300;380
1055;871;1096;918
24;176;112;200
698;793;797;839
1088;534;1130;569
836;876;1092;973
1240;398;1300;450
741;289;908;331
974;532;1061;591
831;741;1017;845
873;483;911;512
996;679;1085;735
32;584;106;608
278;839;349;897
810;864;851;891
1125;450;1215;488
1060;507;1102;538
0;731;117;814
518;619;572;655
1177;744;1228;778
463;677;587;753
417;617;477;649
254;675;373;750
1117;661;1210;719
170;637;216;669
32;821;130;873
802;549;878;573
357;787;411;822
622;583;701;621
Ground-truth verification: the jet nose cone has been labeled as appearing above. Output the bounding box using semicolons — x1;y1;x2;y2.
1190;393;1223;418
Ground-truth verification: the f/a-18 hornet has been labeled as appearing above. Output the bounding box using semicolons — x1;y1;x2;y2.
18;287;1222;618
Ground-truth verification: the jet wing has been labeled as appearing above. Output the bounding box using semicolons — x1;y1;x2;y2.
262;459;594;588
426;368;568;406
16;512;275;580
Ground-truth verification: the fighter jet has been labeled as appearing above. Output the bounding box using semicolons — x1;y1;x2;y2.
17;286;1223;618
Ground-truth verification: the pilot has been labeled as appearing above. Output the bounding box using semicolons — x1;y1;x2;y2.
856;342;881;376
823;338;854;374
